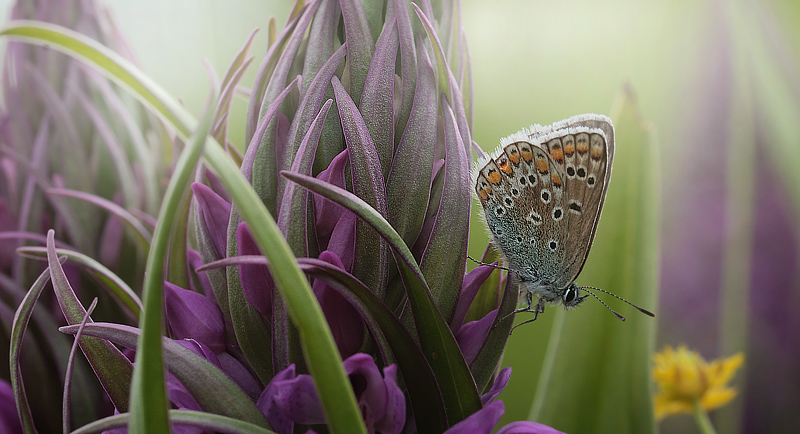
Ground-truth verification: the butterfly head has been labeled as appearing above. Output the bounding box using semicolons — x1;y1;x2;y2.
562;283;589;309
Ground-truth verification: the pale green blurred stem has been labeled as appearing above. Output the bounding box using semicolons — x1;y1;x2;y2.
692;401;718;434
528;309;564;420
717;0;755;433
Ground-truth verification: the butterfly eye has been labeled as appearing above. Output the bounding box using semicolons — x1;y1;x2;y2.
563;287;578;304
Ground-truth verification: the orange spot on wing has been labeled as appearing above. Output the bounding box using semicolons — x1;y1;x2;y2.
497;157;513;174
563;141;575;156
591;148;603;160
535;158;549;173
508;151;520;164
520;148;533;162
487;170;502;184
550;148;564;162
479;189;489;200
552;173;562;186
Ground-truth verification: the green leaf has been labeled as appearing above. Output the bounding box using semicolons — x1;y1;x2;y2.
9;265;56;434
0;21;366;434
60;323;270;428
16;246;142;319
298;258;448;433
128;89;217;434
529;91;660;433
70;410;276;434
281;171;482;425
45;230;134;411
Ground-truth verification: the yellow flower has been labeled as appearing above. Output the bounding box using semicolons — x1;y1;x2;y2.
652;345;745;420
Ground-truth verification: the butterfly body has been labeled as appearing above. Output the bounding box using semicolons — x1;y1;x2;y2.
473;114;615;321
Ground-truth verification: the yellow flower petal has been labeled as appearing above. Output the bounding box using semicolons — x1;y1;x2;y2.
700;387;737;412
651;345;744;422
708;353;744;388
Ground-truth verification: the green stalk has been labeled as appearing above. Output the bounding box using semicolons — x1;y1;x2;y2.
693;401;718;434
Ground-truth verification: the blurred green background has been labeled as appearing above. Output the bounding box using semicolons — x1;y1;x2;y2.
3;0;799;432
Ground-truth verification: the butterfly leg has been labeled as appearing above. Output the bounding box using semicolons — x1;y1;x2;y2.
509;296;546;333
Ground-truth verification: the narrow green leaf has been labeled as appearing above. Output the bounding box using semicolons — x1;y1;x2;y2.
418;101;470;323
281;171;482;425
331;75;390;299
9;265;56;434
63;299;98;434
16;246;142;319
60;323;270;428
339;0;375;106
46;188;151;251
71;410;277;434
128;92;217;434
298;258;448;433
45;230;134;411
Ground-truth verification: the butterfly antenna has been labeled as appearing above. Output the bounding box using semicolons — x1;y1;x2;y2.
580;287;626;321
467;255;511;272
581;286;656;318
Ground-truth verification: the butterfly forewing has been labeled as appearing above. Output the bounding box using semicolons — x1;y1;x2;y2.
474;114;614;290
475;140;569;284
529;115;615;287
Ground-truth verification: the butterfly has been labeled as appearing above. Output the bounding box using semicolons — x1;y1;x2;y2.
472;114;653;327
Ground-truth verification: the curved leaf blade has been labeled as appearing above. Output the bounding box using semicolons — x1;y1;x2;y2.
281;170;482;424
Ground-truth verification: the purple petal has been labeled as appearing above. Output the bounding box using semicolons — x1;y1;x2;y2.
257;364;298;434
444;400;504;434
456;309;498;364
192;183;232;259
165;282;226;352
202;169;231;203
315;251;365;357
451;265;497;331
186;248;215;299
481;367;511;406
167;376;202;411
174;339;222;370
266;368;326;426
375;364;406;434
237;222;274;316
217;352;261;397
178;337;261;397
326;212;357;272
0;379;21;434
314;149;350;248
495;421;566;434
344;353;388;426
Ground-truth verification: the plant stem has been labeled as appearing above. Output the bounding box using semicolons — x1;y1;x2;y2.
692;401;718;434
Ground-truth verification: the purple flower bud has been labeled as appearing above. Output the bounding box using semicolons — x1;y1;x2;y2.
237;222;274;317
314;149;349;249
258;354;405;434
192;182;232;259
444;400;505;434
314;251;364;357
165;282;226;352
177;339;261;398
186;248;215;299
451;264;498;331
481;367;511;406
456;309;498;364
